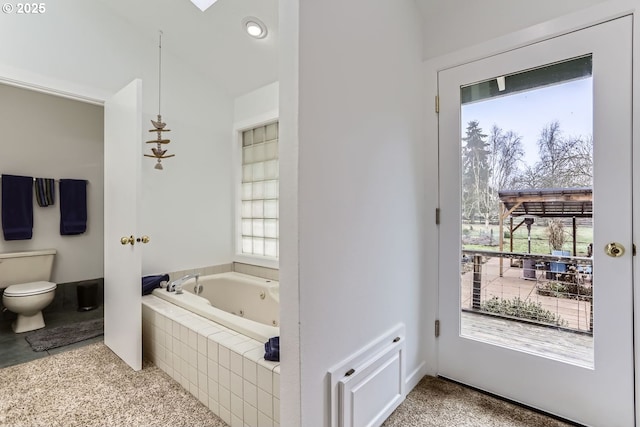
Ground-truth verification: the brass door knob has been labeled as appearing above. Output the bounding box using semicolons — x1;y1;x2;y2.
605;242;624;257
120;235;135;246
136;235;150;244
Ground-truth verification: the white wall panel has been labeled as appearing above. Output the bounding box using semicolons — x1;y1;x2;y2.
294;1;425;425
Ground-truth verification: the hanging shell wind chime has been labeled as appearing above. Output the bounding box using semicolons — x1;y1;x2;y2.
144;30;174;170
146;114;173;170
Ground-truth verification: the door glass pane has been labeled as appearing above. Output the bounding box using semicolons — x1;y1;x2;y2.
460;56;594;368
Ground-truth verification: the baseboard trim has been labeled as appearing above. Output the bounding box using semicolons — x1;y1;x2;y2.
405;360;427;394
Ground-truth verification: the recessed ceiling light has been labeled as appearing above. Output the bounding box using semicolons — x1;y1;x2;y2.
190;0;218;12
242;17;268;39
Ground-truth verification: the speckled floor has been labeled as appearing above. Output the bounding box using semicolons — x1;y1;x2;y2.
383;376;578;427
0;342;226;427
1;342;578;427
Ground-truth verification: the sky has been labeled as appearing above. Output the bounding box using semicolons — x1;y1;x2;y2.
461;78;593;166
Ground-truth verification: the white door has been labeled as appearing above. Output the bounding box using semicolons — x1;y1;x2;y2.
103;79;142;371
438;17;633;426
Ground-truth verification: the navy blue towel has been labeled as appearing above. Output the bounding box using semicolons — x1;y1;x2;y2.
142;274;170;295
59;179;88;235
264;336;280;362
1;174;34;241
35;178;55;207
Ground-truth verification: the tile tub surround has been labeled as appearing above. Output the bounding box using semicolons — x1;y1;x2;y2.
167;263;278;283
168;263;233;284
232;263;279;281
142;296;281;427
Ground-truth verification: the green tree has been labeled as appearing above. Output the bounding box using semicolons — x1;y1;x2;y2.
462;120;489;223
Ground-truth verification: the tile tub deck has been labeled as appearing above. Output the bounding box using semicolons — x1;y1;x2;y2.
142;295;280;427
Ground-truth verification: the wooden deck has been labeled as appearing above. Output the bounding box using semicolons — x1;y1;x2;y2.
461;311;594;368
461;256;592;331
458;255;594;367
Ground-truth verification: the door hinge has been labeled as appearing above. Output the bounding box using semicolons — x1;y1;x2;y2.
633;244;636;256
435;319;440;337
435;208;440;225
435;95;439;113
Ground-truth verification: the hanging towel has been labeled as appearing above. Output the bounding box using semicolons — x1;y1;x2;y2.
34;178;55;207
264;336;280;362
59;179;88;235
1;174;34;241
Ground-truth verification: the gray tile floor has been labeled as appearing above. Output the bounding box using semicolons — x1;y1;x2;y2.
0;305;104;369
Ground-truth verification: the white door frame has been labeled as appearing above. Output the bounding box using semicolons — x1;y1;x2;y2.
423;0;640;422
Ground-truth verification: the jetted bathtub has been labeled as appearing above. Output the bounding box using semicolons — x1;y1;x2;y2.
152;271;279;343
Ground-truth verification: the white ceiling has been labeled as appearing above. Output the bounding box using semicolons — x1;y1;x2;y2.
98;0;279;98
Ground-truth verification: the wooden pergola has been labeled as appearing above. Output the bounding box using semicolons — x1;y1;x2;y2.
497;187;593;276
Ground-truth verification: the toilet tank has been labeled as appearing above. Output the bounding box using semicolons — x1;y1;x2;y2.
0;249;56;289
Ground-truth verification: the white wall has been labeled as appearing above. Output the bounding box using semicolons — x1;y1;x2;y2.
0;0;235;277
234;81;279;127
291;0;426;424
278;0;301;423
0;84;103;284
140;58;234;275
418;0;608;60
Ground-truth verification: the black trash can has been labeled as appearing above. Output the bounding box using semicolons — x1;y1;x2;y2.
77;280;98;311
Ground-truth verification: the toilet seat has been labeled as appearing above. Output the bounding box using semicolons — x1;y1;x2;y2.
4;281;56;297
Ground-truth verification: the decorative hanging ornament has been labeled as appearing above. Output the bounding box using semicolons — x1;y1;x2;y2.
144;30;174;170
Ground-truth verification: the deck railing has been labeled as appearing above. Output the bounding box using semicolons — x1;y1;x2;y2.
461;249;593;334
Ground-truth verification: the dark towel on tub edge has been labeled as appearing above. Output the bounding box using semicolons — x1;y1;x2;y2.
264;336;280;362
59;179;87;235
1;174;34;241
142;274;170;295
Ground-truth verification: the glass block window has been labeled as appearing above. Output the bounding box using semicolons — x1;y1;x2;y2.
240;122;279;258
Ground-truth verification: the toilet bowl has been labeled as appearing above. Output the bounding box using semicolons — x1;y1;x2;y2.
0;249;57;333
3;281;57;333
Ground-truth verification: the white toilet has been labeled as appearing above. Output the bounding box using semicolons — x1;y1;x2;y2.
0;249;57;333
